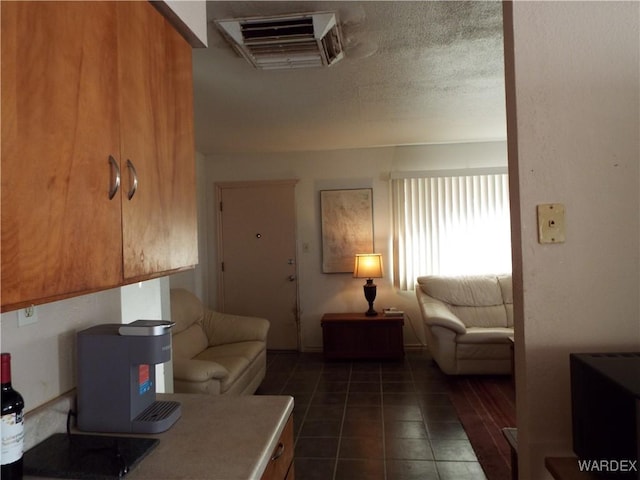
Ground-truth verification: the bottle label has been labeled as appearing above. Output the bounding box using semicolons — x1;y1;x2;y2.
1;411;24;465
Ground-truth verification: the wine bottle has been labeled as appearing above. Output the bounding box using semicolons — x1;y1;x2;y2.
1;353;24;480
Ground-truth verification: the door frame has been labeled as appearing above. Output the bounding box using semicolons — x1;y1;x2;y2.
214;179;301;350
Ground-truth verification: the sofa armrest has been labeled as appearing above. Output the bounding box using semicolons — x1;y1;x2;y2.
202;310;270;346
416;285;466;334
421;302;467;334
173;357;229;382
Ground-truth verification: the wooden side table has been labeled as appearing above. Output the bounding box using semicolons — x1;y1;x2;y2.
321;313;404;360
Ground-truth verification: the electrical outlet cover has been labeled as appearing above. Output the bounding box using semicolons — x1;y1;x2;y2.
18;306;38;326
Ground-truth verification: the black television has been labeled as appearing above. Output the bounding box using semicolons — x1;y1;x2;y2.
570;352;640;479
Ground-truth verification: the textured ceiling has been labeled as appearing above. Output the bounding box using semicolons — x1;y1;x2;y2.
192;1;506;155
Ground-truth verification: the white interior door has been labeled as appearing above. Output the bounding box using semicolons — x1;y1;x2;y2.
216;180;299;350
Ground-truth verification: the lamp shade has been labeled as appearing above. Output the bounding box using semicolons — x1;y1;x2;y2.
353;254;383;279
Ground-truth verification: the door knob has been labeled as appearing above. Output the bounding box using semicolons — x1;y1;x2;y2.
288;275;296;282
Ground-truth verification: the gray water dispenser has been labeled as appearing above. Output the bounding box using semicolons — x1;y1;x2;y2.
76;320;181;433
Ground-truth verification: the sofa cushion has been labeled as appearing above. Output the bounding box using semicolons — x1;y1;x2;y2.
173;357;229;382
173;323;208;360
457;343;512;361
194;350;250;392
194;342;265;392
417;275;509;328
418;275;504;307
170;289;204;334
498;274;514;327
449;305;507;328
203;311;269;346
200;341;266;362
220;350;267;395
498;275;512;303
217;358;250;392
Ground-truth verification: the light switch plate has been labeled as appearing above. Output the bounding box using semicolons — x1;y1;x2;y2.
537;203;565;244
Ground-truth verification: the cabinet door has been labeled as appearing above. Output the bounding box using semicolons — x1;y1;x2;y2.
117;1;198;280
1;2;122;311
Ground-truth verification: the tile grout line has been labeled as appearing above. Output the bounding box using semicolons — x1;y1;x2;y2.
332;361;352;480
379;363;388;480
409;355;443;480
287;355;321;453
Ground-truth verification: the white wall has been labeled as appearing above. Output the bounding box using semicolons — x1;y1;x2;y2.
0;289;120;411
194;141;507;351
0;279;173;412
505;2;640;479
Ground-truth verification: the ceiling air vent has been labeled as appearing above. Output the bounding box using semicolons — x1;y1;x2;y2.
215;12;344;70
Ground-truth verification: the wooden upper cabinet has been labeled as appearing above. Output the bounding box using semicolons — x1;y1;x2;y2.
1;2;123;309
118;2;198;280
1;1;197;312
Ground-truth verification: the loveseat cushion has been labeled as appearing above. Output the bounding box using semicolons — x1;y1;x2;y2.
203;311;269;346
194;341;266;392
195;351;249;391
173;323;208;360
200;341;266;361
170;289;204;334
173;357;229;382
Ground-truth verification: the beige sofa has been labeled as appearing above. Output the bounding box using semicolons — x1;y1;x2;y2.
170;288;269;395
415;274;513;375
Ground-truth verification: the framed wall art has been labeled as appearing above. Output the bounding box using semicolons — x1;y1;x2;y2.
320;188;374;273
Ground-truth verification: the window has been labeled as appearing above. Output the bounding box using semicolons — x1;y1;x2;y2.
391;169;511;290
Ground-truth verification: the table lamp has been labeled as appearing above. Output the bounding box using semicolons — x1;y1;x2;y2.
353;253;383;316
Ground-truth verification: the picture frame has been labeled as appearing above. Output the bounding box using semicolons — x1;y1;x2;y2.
320;188;374;273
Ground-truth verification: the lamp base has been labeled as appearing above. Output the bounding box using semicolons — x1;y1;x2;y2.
363;279;378;317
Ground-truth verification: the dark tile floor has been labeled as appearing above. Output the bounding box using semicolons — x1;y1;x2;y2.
256;350;487;480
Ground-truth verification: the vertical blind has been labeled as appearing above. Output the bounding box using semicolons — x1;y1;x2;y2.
391;172;511;290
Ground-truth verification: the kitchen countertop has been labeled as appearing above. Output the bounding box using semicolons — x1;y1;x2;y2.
26;393;294;480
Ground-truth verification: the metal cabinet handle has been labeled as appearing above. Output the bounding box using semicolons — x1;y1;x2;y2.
126;159;138;200
108;155;121;200
271;442;285;461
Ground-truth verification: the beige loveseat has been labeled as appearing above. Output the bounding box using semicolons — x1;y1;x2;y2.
416;274;513;375
170;288;269;395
